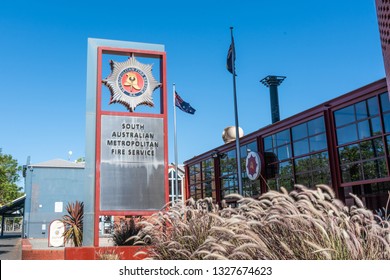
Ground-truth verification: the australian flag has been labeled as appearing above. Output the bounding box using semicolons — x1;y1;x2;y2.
175;92;196;114
226;36;236;75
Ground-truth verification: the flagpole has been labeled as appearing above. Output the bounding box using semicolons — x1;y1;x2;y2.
173;83;179;202
230;27;243;196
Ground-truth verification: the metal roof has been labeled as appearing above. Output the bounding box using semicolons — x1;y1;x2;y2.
0;194;26;216
30;159;85;169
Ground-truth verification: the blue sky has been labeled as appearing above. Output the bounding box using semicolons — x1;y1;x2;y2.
0;0;385;170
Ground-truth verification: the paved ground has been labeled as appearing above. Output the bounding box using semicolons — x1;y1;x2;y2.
0;233;22;260
27;236;114;249
0;234;114;260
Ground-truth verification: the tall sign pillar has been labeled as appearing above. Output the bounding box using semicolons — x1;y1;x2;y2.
85;38;168;246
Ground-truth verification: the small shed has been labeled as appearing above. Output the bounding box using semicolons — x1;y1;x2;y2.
0;194;26;236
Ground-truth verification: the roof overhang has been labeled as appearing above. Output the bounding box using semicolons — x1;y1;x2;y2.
0;194;26;216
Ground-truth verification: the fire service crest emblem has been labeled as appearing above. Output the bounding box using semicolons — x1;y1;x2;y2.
245;151;261;181
102;55;161;112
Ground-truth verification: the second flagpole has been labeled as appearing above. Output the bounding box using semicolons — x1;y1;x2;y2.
230;27;243;196
173;83;179;202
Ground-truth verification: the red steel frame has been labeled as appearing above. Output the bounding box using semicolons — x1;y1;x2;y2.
94;46;168;246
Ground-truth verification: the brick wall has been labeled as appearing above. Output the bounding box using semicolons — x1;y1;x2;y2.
21;239;64;260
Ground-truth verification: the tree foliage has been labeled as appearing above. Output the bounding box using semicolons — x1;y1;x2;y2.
0;149;23;206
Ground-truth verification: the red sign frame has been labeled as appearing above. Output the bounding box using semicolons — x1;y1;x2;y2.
94;46;168;246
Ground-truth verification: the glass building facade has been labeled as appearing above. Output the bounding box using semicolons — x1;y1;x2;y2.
184;79;390;211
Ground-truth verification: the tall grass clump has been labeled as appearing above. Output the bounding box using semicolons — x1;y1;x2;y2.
375;191;390;221
112;216;144;246
135;185;390;260
96;248;123;260
134;198;224;259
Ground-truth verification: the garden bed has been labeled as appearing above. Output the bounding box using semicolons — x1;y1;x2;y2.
64;245;148;260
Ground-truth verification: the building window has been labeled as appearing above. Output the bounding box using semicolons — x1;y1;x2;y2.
264;116;330;190
294;152;331;187
337;92;390;211
189;163;202;200
202;159;216;202
382;92;390;136
264;129;294;191
334;95;388;183
334;105;355;127
292;117;330;187
220;149;238;199
168;169;184;202
335;98;382;144
341;182;390;211
188;159;217;202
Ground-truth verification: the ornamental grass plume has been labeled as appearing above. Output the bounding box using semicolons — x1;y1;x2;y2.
134;197;225;260
111;216;144;246
135;185;390;260
96;248;123;260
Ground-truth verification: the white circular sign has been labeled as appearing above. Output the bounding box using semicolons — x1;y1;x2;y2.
49;220;65;247
245;151;261;181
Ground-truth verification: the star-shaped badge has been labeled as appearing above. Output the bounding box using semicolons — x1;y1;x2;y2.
102;55;161;112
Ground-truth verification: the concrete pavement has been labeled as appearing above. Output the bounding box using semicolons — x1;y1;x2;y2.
0;235;114;260
0;234;22;260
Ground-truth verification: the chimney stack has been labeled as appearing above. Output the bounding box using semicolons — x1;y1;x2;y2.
260;75;286;124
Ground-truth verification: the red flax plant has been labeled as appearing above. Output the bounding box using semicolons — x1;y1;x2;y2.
62;201;84;247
